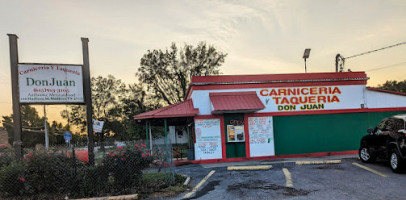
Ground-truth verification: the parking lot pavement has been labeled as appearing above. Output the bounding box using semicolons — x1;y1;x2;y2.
155;155;406;200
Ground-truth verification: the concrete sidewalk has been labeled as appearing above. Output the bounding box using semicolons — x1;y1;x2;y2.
199;154;358;168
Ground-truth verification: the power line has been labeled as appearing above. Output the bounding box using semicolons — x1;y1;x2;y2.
345;41;406;60
366;61;406;72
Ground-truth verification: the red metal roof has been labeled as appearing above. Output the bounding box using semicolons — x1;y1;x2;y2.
134;99;199;120
367;87;406;96
191;71;367;84
209;92;265;114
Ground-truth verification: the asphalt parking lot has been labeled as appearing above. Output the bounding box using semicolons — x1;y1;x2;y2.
151;155;406;200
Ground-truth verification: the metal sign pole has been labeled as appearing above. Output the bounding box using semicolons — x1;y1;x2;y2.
7;34;22;161
44;105;49;150
81;38;95;165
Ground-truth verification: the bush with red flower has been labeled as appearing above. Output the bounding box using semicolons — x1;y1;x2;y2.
102;142;154;191
0;142;158;198
0;161;25;197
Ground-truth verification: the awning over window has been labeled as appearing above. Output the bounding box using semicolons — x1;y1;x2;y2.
134;99;199;120
209;92;265;114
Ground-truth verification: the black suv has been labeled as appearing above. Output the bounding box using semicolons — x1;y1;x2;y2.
359;114;406;172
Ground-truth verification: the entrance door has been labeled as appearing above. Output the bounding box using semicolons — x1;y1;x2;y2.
224;113;246;158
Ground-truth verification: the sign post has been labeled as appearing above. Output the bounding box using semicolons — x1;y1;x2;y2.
7;34;22;161
7;34;95;164
81;38;95;165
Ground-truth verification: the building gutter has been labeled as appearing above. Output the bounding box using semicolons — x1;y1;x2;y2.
190;77;369;86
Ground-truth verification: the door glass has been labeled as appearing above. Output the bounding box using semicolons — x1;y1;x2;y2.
385;119;395;131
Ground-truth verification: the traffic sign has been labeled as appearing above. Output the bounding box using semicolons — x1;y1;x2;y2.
64;131;72;143
93;120;104;133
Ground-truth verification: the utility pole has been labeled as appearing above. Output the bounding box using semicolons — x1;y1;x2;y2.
44;105;49;151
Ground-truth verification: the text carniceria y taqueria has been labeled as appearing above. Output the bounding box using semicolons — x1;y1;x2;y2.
260;86;341;111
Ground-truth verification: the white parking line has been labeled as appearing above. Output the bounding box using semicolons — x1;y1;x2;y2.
352;163;388;177
282;168;293;187
183;170;216;198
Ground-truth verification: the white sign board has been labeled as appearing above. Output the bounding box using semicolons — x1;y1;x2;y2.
248;116;275;157
257;85;364;112
194;118;222;160
190;85;365;115
18;64;84;103
93;120;104;133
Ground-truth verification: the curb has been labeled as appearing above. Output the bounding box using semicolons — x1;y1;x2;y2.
227;165;272;171
295;160;341;165
74;194;138;200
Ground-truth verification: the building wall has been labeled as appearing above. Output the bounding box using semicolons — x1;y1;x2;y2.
273;111;406;155
189;81;406;159
191;85;366;115
365;90;406;108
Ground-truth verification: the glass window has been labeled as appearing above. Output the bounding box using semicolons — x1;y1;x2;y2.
375;119;387;131
227;125;245;142
393;119;405;131
385;119;395;131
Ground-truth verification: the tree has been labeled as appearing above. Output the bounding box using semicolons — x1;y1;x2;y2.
118;83;161;139
137;42;227;105
61;75;147;140
378;80;406;93
2;105;44;145
2;105;68;147
62;75;127;133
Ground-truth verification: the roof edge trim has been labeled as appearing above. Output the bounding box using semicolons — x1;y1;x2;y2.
191;77;369;86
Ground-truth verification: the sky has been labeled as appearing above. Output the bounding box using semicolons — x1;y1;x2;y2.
1;0;406;125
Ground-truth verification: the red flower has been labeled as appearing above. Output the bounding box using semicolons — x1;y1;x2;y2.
142;154;146;157
23;153;33;160
147;153;151;156
112;153;117;157
141;144;146;148
117;146;123;150
120;153;124;157
135;144;139;148
108;153;113;156
0;144;6;148
19;177;25;182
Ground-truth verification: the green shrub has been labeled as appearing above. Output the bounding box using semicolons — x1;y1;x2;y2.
103;143;154;191
73;165;109;198
141;172;174;191
140;172;186;193
0;162;25;197
23;152;78;195
0;153;14;170
0;141;160;198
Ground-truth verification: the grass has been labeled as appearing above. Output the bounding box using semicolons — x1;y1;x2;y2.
138;172;187;198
